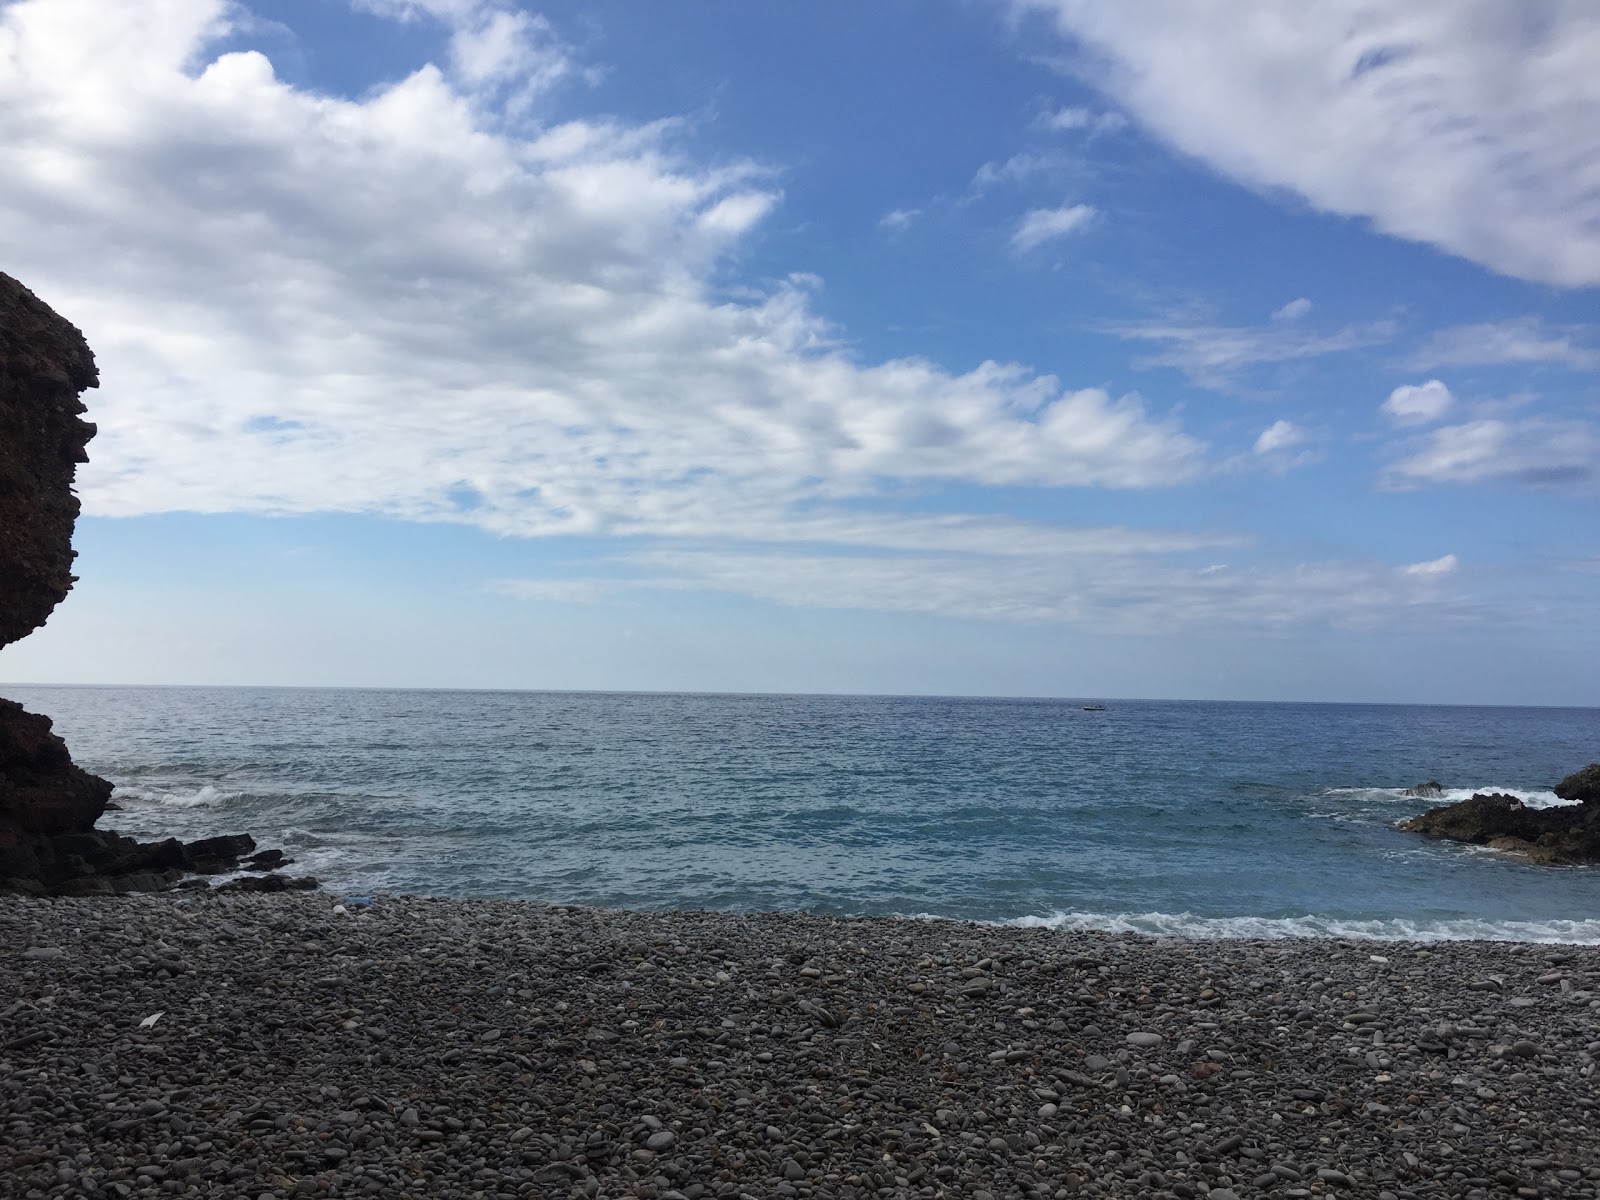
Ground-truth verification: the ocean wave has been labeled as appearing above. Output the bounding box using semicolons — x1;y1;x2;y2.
1324;785;1572;809
112;782;238;809
1002;910;1600;944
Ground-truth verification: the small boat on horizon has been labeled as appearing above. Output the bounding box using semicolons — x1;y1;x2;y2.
1083;704;1107;711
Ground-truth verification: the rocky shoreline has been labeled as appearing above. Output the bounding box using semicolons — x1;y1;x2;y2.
5;894;1599;1200
1;271;305;901
1400;765;1600;866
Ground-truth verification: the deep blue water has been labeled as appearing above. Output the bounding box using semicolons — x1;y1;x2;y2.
7;686;1599;940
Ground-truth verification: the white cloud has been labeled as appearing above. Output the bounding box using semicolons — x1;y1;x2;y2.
1107;314;1395;391
1254;420;1305;455
1382;418;1600;489
0;0;1206;559
1011;203;1097;252
608;545;1484;633
1408;318;1600;371
356;0;573;99
878;207;921;231
1381;380;1454;425
1020;1;1600;287
1035;105;1127;136
1271;298;1312;323
970;151;1070;194
1402;554;1458;578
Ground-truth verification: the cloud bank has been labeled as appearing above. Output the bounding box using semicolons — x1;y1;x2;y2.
0;0;1202;546
1023;0;1600;287
0;0;1495;634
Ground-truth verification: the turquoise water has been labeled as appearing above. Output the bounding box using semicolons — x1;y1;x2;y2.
7;685;1598;940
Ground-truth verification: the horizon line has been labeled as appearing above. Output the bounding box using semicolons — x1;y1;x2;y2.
2;680;1595;711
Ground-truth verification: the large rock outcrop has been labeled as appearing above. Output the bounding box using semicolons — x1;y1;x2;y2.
0;273;114;867
0;272;100;647
1400;768;1600;865
1;272;297;895
1555;763;1600;805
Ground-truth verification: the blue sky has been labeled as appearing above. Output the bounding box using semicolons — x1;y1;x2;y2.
1;0;1597;702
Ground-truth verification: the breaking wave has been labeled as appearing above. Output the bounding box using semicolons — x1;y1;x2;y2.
1325;785;1572;809
112;782;238;808
1005;910;1600;944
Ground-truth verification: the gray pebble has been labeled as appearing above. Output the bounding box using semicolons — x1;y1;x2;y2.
2;892;1596;1200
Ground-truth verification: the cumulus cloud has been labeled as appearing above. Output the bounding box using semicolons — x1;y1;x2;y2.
0;0;1525;639
1407;318;1600;371
878;207;921;231
1381;380;1454;425
1011;203;1097;253
969;151;1072;194
0;0;1204;556
1019;0;1600;286
1271;298;1312;323
1402;554;1458;578
356;0;573;100
1382;419;1600;490
1253;420;1305;455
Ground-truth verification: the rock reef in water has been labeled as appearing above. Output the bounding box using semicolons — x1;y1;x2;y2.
0;272;299;895
1400;767;1600;865
1555;763;1600;805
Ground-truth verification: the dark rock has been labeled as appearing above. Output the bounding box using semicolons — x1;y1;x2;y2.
182;833;257;873
0;271;115;886
109;868;186;894
0;271;99;649
1400;786;1600;865
51;875;115;897
1555;763;1600;804
0;700;114;851
217;873;320;894
244;848;290;872
1403;780;1445;798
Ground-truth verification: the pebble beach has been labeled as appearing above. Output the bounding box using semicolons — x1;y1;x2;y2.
5;895;1599;1200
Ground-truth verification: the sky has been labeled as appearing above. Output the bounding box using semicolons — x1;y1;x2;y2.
1;0;1597;704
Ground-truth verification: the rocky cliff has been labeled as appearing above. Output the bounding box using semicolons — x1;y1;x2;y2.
1;273;293;894
0;272;114;864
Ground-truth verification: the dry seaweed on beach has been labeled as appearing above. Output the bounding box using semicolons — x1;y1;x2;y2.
5;894;1599;1200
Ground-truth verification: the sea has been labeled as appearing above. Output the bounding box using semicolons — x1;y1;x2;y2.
7;686;1598;943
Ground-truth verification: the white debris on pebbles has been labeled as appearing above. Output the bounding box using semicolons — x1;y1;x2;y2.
3;895;1599;1200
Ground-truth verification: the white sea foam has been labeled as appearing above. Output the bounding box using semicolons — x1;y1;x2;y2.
1324;785;1572;809
112;782;236;808
1002;910;1600;944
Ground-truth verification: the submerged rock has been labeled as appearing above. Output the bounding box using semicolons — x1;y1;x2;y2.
1403;780;1445;798
1400;782;1600;865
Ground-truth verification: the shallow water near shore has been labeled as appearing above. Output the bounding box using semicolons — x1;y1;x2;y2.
7;685;1598;940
